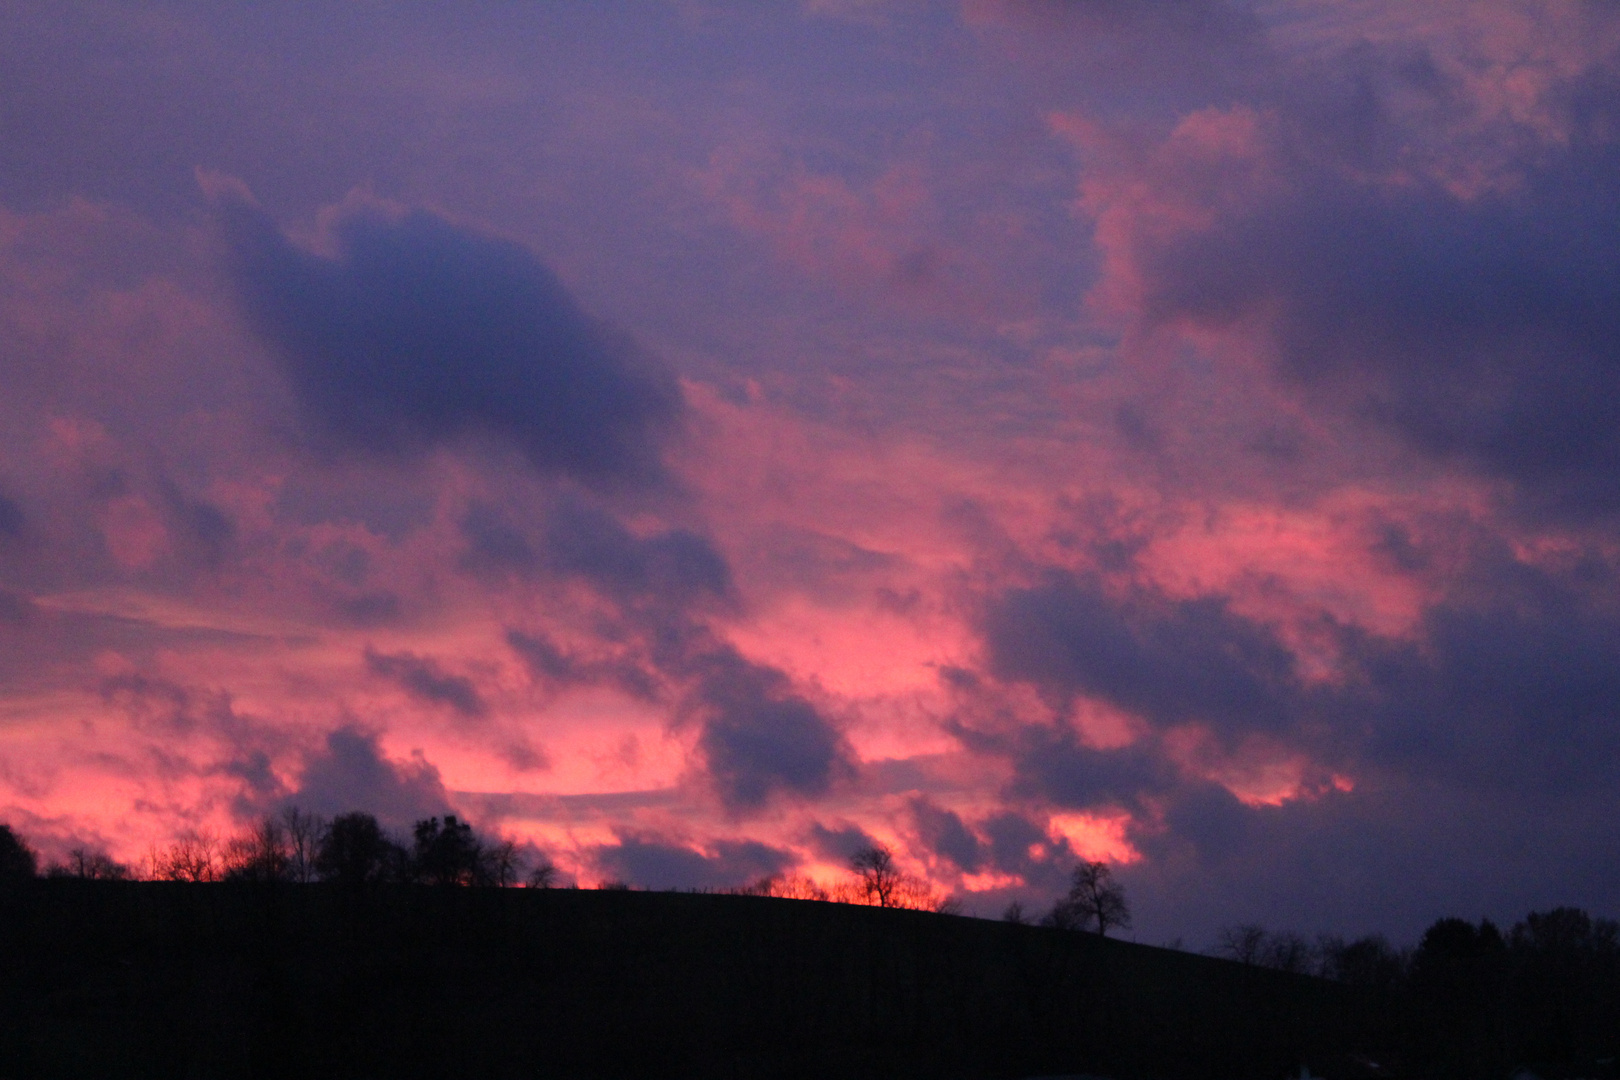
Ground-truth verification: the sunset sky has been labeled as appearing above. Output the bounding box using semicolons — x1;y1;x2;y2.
3;1;1619;945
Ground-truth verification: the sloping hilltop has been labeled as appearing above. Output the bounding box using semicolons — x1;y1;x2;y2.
1;880;1376;1079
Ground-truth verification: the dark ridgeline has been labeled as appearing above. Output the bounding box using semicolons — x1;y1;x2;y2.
1;879;1365;1080
4;815;1616;1079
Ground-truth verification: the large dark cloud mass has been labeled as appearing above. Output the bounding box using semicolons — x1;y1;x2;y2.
462;497;732;606
687;645;853;811
974;544;1620;931
1124;51;1620;517
984;573;1305;740
216;194;682;487
908;796;985;873
292;727;451;830
1352;557;1620;792
541;500;733;607
985;551;1620;789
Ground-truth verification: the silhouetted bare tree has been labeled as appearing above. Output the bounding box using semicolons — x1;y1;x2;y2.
1263;930;1313;974
845;844;955;911
525;861;559;889
152;830;220;882
850;844;903;907
280;807;325;883
487;838;524;887
0;823;37;881
1215;924;1268;964
223;816;294;882
1046;860;1130;936
1212;924;1322;973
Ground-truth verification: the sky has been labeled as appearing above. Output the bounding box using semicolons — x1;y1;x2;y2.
3;0;1619;946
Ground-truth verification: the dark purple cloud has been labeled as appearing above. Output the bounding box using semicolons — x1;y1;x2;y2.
291;726;450;829
1111;45;1620;518
99;672;196;734
216;194;683;488
364;648;487;720
979;811;1067;887
804;821;879;863
459;504;543;579
684;645;854;812
504;628;578;683
975;0;1270;107
1351;555;1620;792
983;572;1306;740
590;833;793;891
540;498;733;607
478;494;838;812
473;484;840;813
1149;167;1620;513
1119;774;1620;946
1003;728;1178;818
461;496;732;605
0;493;24;540
908;796;985;873
983;546;1620;786
505;627;661;701
156;484;236;570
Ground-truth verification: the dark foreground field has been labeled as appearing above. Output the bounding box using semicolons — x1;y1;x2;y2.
1;879;1374;1080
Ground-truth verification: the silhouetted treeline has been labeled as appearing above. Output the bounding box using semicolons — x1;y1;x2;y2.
1211;914;1620;1079
130;808;556;889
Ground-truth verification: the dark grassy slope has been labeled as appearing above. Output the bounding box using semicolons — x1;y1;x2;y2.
0;880;1372;1080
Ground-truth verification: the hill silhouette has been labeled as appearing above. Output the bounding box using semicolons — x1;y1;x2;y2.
0;878;1371;1079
